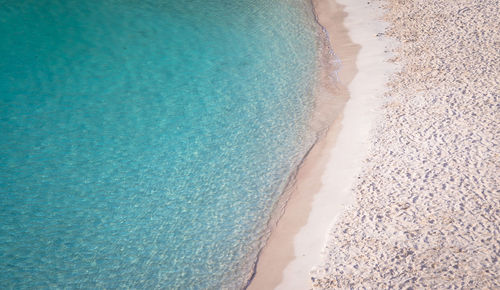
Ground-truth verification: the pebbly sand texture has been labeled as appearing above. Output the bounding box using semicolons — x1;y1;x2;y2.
311;0;499;288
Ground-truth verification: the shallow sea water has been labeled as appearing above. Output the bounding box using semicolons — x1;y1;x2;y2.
0;0;319;288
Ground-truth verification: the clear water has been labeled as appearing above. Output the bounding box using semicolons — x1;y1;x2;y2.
0;0;319;288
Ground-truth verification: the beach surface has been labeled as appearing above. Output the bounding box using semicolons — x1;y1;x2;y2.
312;0;499;288
248;0;396;288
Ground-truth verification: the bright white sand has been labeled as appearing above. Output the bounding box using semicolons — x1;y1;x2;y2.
312;0;499;288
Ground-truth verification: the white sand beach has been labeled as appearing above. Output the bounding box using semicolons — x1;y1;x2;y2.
250;0;499;288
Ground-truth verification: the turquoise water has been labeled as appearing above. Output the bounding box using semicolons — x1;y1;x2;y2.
0;0;319;288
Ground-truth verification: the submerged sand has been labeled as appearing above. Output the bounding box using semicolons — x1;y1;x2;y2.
312;0;499;288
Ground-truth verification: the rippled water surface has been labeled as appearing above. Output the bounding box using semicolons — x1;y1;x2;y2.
0;0;318;288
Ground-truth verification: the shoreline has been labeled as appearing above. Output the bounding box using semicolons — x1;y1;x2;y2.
248;0;395;288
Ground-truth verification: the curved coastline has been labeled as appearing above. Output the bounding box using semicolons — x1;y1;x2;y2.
241;0;347;286
277;0;397;288
247;0;370;288
247;0;399;288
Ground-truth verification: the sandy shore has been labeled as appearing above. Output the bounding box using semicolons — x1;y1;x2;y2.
247;0;356;286
248;0;396;288
312;0;500;288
